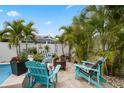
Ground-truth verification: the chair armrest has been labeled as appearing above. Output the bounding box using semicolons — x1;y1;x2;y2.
47;53;52;57
75;64;98;72
49;65;61;79
49;53;54;56
42;56;52;63
81;61;96;65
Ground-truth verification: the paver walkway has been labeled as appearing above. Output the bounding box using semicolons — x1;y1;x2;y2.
0;62;113;88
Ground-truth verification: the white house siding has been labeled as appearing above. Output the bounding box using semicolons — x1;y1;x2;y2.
0;42;69;62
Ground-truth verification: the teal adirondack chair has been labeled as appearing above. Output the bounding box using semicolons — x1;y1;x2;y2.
22;61;61;88
74;57;107;88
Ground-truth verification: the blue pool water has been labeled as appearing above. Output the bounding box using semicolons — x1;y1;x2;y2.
0;64;12;84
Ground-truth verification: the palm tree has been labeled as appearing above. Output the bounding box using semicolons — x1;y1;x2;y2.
84;5;124;52
105;6;124;76
59;26;74;60
2;19;24;56
23;22;37;51
58;11;96;62
105;6;124;50
72;13;95;61
57;5;124;76
82;5;124;76
84;6;108;51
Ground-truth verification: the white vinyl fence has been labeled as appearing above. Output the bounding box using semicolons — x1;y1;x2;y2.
0;42;69;62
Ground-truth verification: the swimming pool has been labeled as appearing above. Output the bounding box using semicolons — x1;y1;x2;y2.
0;64;12;84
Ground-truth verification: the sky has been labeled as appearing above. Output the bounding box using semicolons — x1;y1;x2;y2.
0;5;85;36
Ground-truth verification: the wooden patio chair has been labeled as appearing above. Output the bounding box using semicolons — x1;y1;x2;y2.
22;61;61;88
74;57;107;88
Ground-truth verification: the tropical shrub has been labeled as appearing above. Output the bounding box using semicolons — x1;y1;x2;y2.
10;51;28;63
44;45;50;52
98;51;124;76
112;51;124;76
33;53;43;62
98;51;115;76
57;5;124;77
27;47;37;54
52;53;58;59
19;51;28;61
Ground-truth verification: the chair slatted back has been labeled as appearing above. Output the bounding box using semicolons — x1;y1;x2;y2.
25;61;49;77
89;57;107;76
41;50;51;58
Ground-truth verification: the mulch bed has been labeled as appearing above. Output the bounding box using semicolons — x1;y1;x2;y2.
106;76;124;88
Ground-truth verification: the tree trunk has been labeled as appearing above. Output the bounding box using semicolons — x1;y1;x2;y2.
18;43;21;54
61;44;64;55
16;46;19;56
68;48;71;57
25;38;28;51
68;45;72;61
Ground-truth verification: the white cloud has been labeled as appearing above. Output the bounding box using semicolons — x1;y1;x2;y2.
0;9;3;13
7;11;20;17
66;5;73;9
44;21;52;25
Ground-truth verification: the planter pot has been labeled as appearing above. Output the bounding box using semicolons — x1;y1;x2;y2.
54;61;66;70
10;60;27;76
53;57;66;70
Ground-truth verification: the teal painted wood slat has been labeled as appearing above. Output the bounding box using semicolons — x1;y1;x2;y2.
74;57;107;88
22;61;61;88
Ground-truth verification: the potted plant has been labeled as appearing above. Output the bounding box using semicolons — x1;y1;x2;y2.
10;52;28;76
33;53;43;62
53;55;66;70
44;45;50;52
27;47;37;54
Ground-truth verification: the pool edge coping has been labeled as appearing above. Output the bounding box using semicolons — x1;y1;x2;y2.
0;63;10;65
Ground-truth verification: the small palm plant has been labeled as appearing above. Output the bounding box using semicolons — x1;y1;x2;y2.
59;26;74;61
1;19;24;56
44;45;50;52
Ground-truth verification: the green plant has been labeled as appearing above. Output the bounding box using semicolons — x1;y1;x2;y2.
112;51;124;76
1;20;37;56
44;45;50;52
52;53;58;58
19;51;28;61
98;51;116;76
10;51;28;63
33;53;43;61
27;47;37;54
